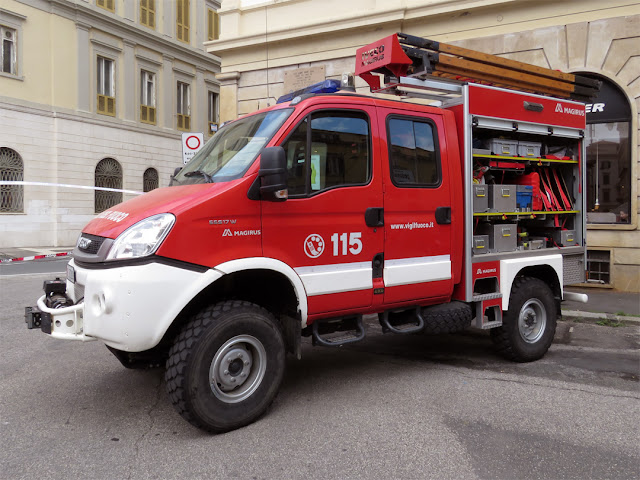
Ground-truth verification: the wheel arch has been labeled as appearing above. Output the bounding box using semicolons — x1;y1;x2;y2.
500;255;563;310
158;258;307;358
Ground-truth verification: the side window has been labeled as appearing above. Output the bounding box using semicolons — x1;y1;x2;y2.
282;110;370;196
282;118;307;196
388;117;440;187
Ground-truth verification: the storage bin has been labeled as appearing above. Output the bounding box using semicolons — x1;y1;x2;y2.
516;185;533;211
489;184;517;212
517;141;542;158
473;184;489;212
552;230;577;246
478;223;517;252
489;138;518;157
473;235;489;255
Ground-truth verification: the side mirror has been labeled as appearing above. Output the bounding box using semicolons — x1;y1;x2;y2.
169;166;182;186
259;146;288;201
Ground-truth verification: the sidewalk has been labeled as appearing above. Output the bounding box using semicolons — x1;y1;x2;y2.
1;246;638;323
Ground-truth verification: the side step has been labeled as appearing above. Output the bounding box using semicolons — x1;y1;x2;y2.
378;308;425;334
312;315;366;347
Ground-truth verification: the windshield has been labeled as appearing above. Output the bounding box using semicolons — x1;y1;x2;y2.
173;108;293;185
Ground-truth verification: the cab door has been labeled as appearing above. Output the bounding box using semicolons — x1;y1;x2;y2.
378;109;454;306
261;104;384;316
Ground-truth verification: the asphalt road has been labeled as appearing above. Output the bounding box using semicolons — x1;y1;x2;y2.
1;271;639;480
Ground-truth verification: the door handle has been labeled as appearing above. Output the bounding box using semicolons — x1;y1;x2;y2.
435;206;451;225
365;207;384;227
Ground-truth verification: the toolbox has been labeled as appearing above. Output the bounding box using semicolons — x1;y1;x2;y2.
473;235;489;255
517;141;542;158
473;184;489;212
552;229;576;246
489;138;518;156
489;184;517;212
478;223;518;252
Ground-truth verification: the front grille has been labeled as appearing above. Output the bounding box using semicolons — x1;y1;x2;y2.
78;234;106;255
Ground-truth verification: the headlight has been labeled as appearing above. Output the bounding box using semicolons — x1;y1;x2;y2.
106;213;175;261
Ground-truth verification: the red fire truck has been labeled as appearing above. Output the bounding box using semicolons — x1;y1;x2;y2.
26;34;596;433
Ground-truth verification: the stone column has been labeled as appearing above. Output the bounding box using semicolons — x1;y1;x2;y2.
216;71;240;123
123;40;136;122
76;22;91;112
196;66;206;134
162;54;174;129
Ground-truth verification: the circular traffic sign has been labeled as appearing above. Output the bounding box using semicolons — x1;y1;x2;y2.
185;135;201;150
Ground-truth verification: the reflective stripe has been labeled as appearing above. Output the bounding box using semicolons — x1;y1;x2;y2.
295;262;372;296
384;255;451;287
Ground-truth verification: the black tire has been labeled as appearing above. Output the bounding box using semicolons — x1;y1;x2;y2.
421;301;473;335
490;276;557;362
165;300;285;433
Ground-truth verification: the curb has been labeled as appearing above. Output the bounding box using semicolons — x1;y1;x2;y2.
561;309;640;325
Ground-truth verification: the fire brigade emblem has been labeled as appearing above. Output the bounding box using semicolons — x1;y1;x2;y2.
304;234;325;258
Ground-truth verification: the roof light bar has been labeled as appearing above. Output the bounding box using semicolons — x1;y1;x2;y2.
276;79;342;104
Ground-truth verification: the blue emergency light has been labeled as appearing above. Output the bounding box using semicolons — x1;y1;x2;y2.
276;79;342;104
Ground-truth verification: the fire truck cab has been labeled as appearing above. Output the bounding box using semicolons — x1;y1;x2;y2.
25;33;595;433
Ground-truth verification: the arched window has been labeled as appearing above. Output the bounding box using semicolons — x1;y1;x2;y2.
0;147;24;213
95;157;123;213
579;74;632;225
143;167;159;192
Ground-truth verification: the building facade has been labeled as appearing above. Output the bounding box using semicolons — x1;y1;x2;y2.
207;0;640;292
0;0;221;247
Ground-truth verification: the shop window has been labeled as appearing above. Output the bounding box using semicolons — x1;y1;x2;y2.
580;74;632;225
0;147;23;213
1;26;16;75
140;70;156;124
97;0;115;13
586;250;611;285
282;110;370;196
140;0;155;29
176;0;190;43
95;158;122;213
177;81;190;131
143;168;158;192
97;56;115;116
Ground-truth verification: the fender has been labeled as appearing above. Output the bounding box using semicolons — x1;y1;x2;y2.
215;257;309;327
499;254;563;310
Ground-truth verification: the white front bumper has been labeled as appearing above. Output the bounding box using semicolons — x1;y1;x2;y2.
44;259;223;351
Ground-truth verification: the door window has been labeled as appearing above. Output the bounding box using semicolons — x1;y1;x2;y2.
388;117;440;187
282;110;371;196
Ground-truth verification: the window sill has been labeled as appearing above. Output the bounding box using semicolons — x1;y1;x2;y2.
587;222;636;231
0;71;23;81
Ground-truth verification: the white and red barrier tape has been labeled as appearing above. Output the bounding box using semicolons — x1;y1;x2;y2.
0;251;73;264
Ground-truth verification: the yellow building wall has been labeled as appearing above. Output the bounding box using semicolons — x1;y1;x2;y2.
0;0;77;109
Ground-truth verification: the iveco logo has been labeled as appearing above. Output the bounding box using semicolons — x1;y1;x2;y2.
78;237;91;249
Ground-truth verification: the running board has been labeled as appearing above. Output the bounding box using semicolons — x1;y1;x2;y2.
379;308;425;334
312;315;366;347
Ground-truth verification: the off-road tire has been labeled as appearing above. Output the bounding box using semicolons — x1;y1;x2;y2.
490;276;557;362
421;301;473;335
165;300;285;433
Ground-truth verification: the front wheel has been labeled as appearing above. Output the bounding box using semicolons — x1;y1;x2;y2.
165;300;285;433
491;277;557;362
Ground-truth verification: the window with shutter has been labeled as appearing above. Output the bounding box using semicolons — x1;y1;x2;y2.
140;0;156;28
177;0;190;43
97;0;115;13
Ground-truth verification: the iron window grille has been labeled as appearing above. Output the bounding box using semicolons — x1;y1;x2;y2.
143;167;159;192
0;147;24;213
95;158;123;213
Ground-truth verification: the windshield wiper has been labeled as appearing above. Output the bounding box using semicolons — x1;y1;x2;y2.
184;170;214;183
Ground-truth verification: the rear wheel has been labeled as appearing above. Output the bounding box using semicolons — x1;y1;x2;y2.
165;300;285;433
491;277;557;362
